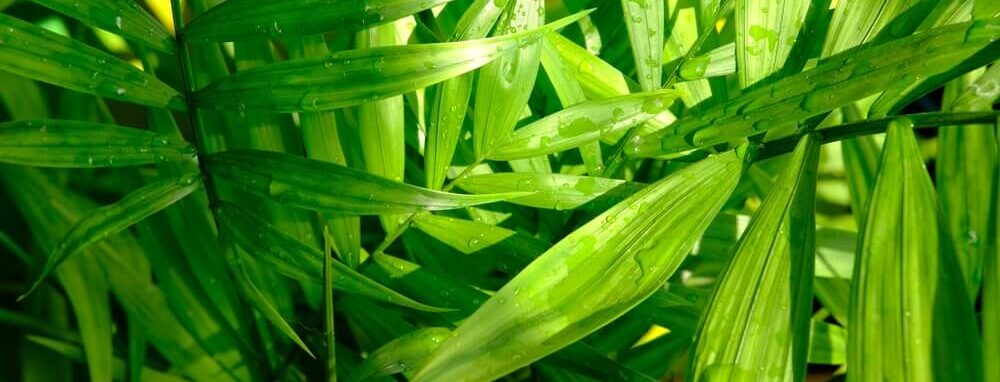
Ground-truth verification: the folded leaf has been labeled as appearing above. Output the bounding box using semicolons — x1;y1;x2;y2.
621;0;663;91
33;0;174;52
0;119;196;167
472;0;544;158
215;202;450;313
207;150;527;214
354;327;452;381
183;0;459;42
454;172;644;211
21;174;202;301
194;12;588;113
486;90;682;160
849;119;982;381
636;18;1000;156
0;13;184;109
412;147;748;382
689;134;820;382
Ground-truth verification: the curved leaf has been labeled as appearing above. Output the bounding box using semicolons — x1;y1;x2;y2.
471;0;544;158
689;134;820;382
0;14;184;109
215;202;452;313
33;0;174;52
207;150;528;214
412;147;748;382
636;18;1000;156
20;174;202;301
183;0;459;42
486;90;682;160
849;119;982;381
454;172;644;211
0;119;196;167
194;12;588;113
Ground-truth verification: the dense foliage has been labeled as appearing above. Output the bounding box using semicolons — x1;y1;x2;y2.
0;0;998;381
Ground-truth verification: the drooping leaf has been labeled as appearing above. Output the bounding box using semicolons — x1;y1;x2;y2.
194;12;587;113
0;119;196;167
0;13;185;109
354;327;452;381
621;0;663;91
21;174;203;301
849;119;982;381
635;18;1000;156
207;150;527;214
735;0;809;88
486;90;682;160
32;0;174;52
215;202;451;313
471;0;544;159
183;0;459;42
454;172;644;211
689;134;820;382
412;147;748;382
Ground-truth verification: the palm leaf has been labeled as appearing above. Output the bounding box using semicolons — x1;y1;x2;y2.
621;0;663;91
32;0;174;52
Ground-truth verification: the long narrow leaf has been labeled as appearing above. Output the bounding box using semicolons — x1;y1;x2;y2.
689;134;820;382
848;119;982;381
21;174;202;301
194;12;587;113
621;0;663;91
0;14;184;109
183;0;459;42
454;172;644;211
207;150;527;214
0;120;196;167
32;0;174;52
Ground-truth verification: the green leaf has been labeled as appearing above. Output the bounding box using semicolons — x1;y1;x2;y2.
57;251;113;382
0;119;196;167
183;0;459;42
486;90;682;160
411;213;545;270
637;18;1000;156
193;12;588;113
32;0;174;52
849;119;982;381
808;321;846;365
538;36;603;174
548;33;630;99
821;0;924;57
0;13;185;109
21;174;203;301
621;0;663;91
412;147;748;382
986;116;1000;382
735;0;809;88
689;134;820;382
215;202;451;313
937;69;997;298
354;327;452;381
454;172;644;211
25;335;187;382
207;150;527;214
471;0;544;159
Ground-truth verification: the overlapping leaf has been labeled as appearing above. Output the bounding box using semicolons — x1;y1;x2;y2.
0;120;196;167
412;147;748;382
194;12;587;113
0;14;184;109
